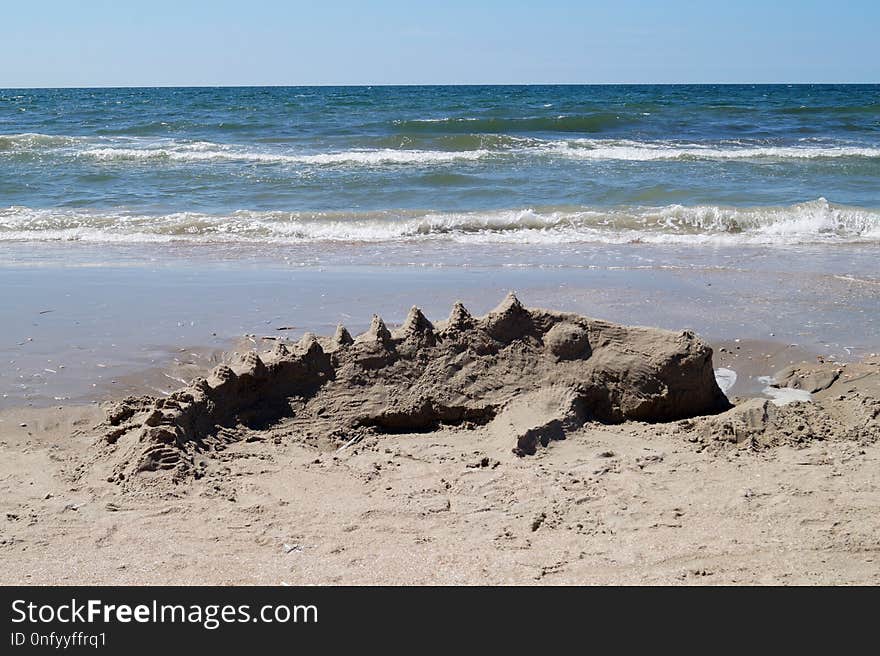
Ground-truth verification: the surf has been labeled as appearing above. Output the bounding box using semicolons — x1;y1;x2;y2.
2;199;877;245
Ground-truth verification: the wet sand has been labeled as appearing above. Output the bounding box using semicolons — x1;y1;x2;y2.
2;241;878;409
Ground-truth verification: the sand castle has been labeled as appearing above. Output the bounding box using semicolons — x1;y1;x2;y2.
101;293;730;479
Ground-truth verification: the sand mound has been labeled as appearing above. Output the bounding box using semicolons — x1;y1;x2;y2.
98;294;729;480
771;363;842;394
689;359;880;449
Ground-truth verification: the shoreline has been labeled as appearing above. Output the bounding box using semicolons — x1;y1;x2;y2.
3;244;878;410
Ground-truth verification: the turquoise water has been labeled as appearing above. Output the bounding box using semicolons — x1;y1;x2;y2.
1;85;879;246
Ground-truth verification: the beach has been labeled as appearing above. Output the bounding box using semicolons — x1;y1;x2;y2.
1;308;878;585
1;85;879;584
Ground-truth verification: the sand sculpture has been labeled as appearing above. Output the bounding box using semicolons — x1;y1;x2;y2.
101;293;729;478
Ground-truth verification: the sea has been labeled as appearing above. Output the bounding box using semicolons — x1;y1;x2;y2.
1;85;878;407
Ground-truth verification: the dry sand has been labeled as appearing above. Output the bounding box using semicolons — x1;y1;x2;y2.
1;296;878;585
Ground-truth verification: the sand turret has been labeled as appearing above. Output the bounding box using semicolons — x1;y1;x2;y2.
357;314;392;345
332;324;354;349
484;292;533;342
395;306;435;346
444;301;474;332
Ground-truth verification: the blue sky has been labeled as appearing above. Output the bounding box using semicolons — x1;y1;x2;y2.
1;1;877;86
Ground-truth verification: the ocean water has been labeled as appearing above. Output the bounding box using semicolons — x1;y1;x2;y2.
1;85;879;248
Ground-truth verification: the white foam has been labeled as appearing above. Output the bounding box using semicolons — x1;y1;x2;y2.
1;200;878;245
714;368;737;394
4;132;880;165
543;139;880;161
757;375;813;406
763;386;813;406
0;132;85;151
0;133;491;165
80;145;490;165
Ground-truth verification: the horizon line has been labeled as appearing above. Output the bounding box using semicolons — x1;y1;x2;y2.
2;81;878;90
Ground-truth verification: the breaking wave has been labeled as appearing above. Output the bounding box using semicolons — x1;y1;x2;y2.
548;139;880;161
0;132;84;150
80;144;490;165
3;132;879;167
2;199;877;245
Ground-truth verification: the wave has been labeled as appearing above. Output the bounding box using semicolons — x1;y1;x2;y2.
369;133;529;152
2;199;877;246
80;144;490;165
545;139;880;161
776;103;880;116
0;132;84;151
0;133;491;165
3;132;879;166
392;113;635;134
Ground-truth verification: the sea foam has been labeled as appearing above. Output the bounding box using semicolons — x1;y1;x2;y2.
3;132;879;166
542;139;880;161
2;199;877;245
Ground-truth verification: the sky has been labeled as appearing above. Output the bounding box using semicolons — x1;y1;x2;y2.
1;1;877;87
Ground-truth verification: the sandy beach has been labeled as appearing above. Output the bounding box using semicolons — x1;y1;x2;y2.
1;294;878;585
